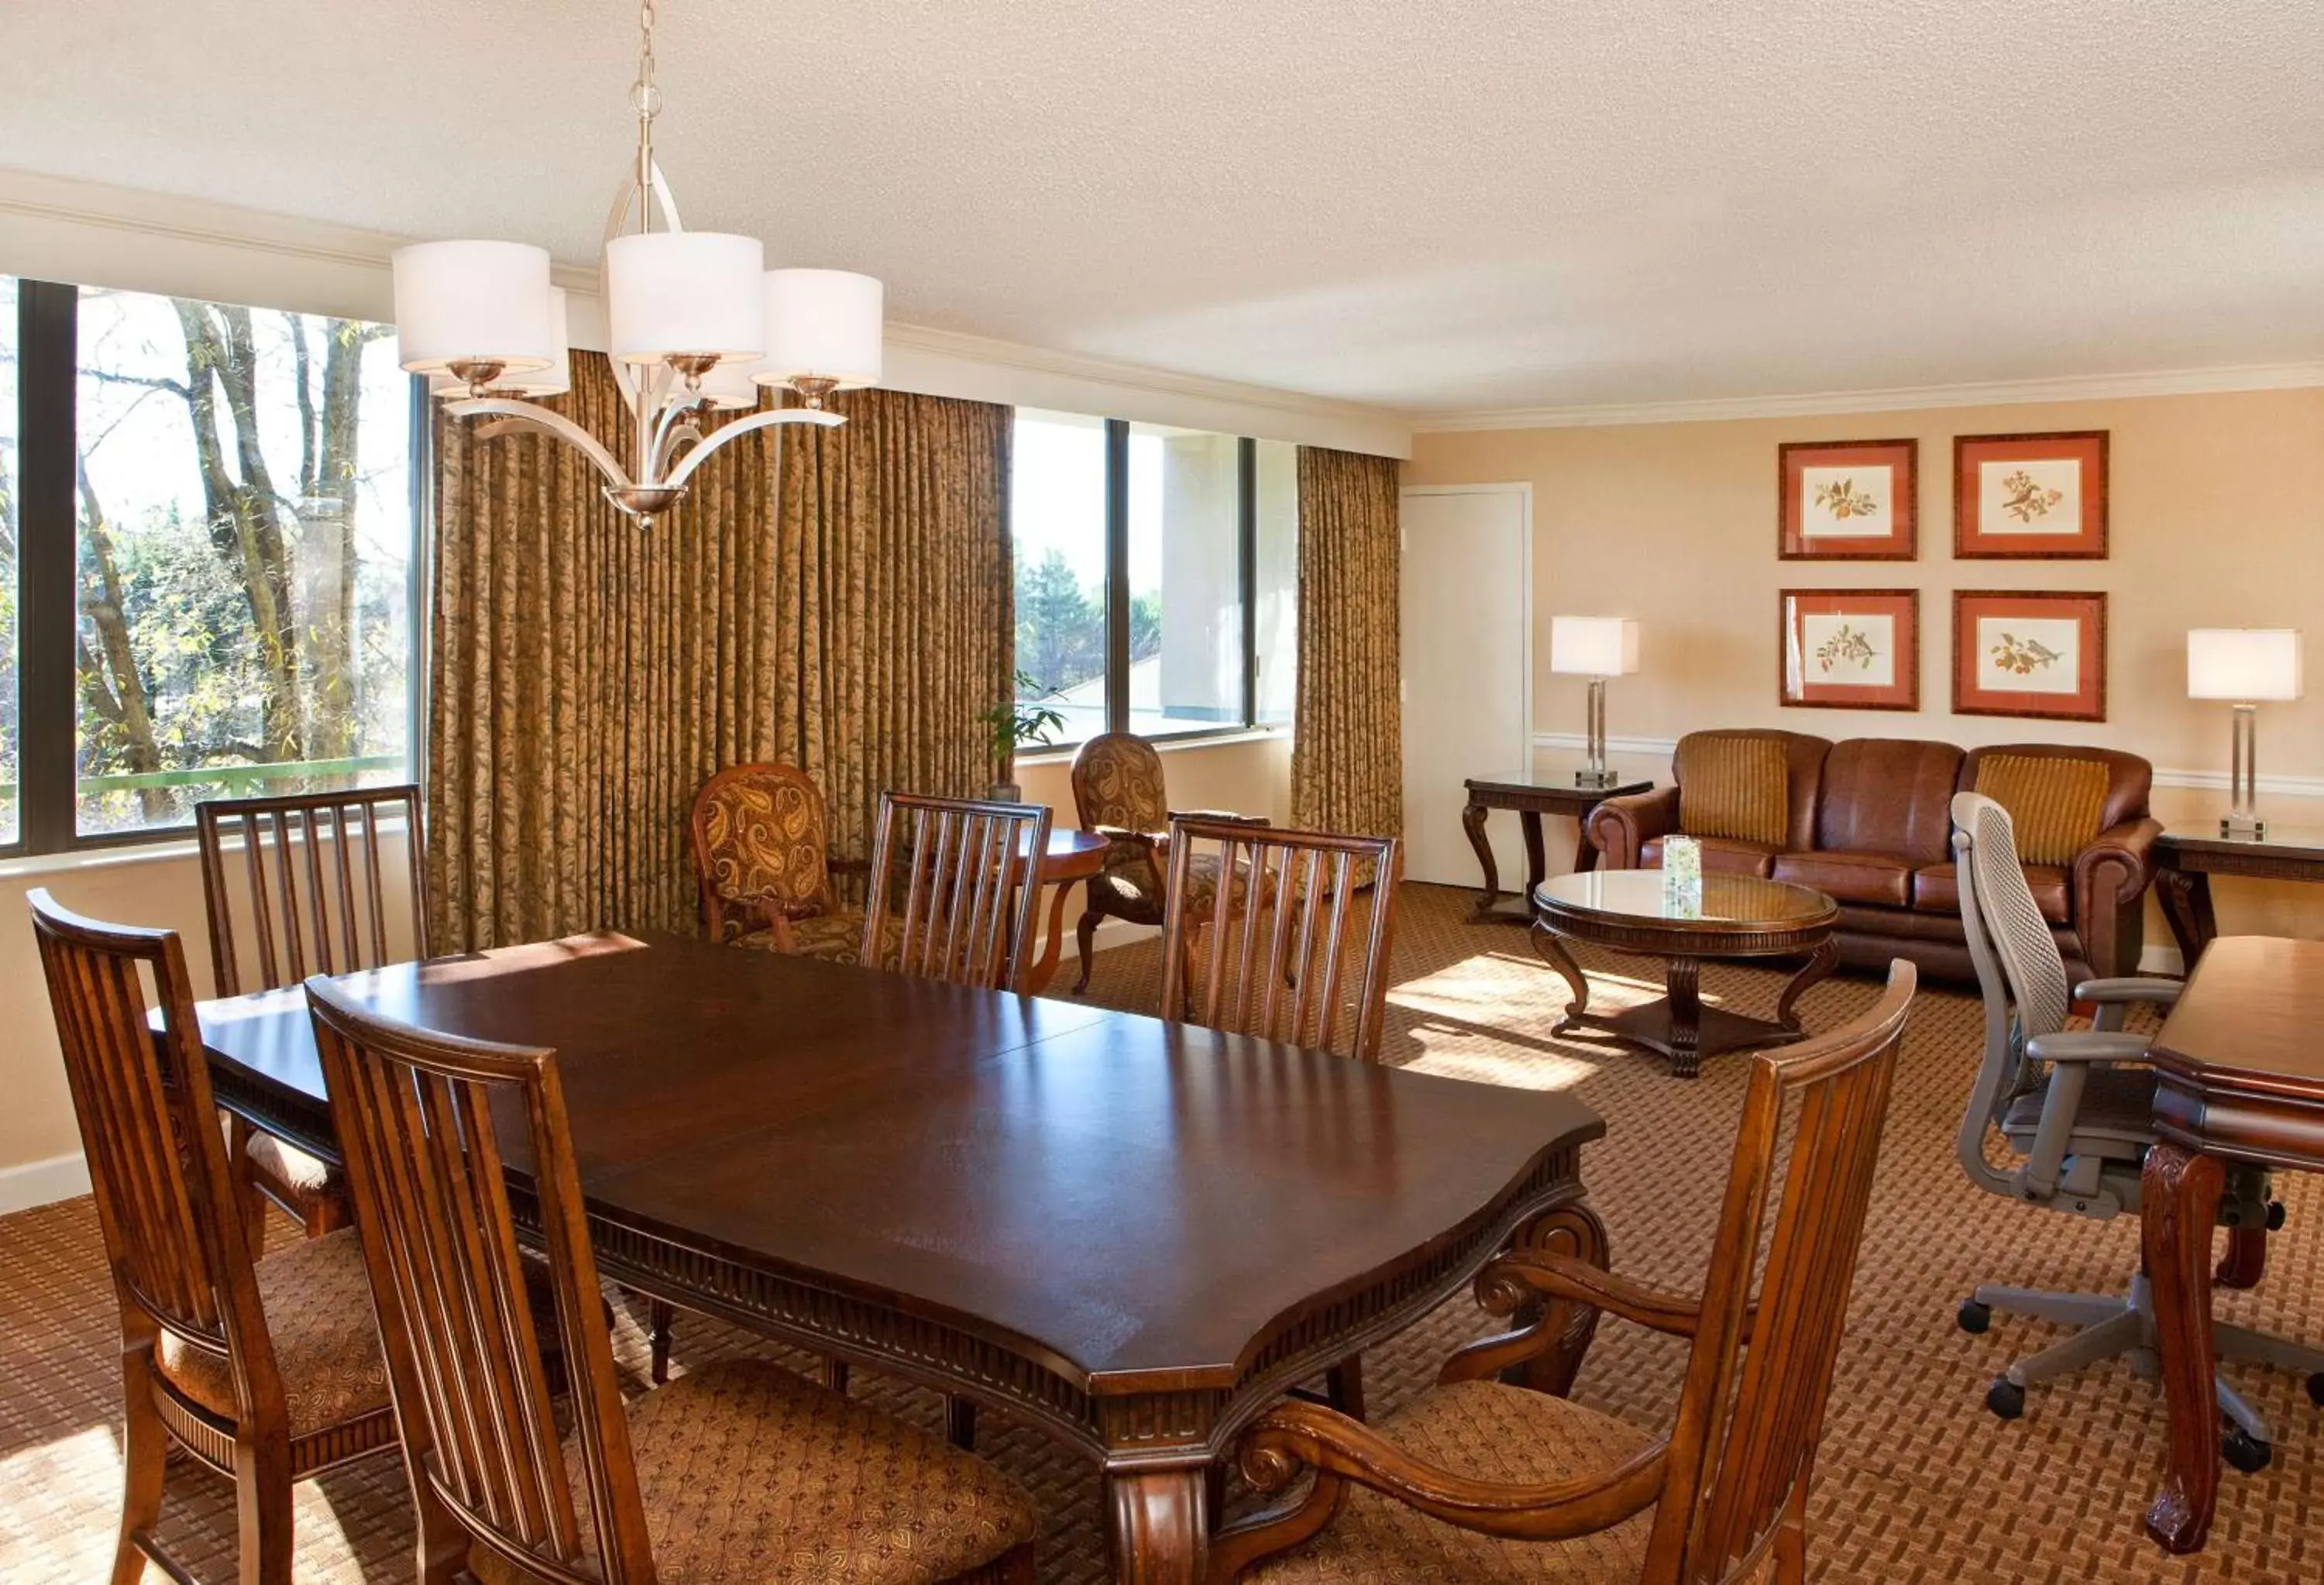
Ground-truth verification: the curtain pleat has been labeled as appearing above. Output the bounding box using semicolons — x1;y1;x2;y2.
1291;445;1403;842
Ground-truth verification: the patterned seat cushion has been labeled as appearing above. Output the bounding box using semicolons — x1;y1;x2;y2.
731;908;902;968
245;1129;337;1195
1092;848;1252;921
1245;1380;1656;1585
472;1360;1038;1585
154;1228;390;1438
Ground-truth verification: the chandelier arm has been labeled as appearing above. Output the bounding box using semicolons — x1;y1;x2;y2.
445;398;634;490
660;408;844;491
648;390;717;480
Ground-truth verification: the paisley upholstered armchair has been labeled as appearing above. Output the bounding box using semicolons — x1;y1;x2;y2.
1068;732;1267;993
689;763;878;964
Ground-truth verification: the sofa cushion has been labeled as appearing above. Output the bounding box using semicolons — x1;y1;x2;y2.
1813;739;1964;865
1640;836;1781;877
1914;862;2071;924
1974;754;2111;865
1772;851;1914;908
1676;736;1790;847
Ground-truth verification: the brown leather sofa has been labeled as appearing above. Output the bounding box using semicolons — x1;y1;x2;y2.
1586;730;2162;984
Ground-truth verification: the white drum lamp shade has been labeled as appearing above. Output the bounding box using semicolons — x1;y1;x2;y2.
392;241;556;373
2188;628;2304;701
754;269;884;390
606;232;766;364
694;357;765;411
1549;616;1642;678
428;287;572;399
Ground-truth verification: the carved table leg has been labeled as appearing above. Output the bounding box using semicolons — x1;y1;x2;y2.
1463;801;1500;920
2215;1224;2267;1289
2155;868;2216;972
1519;810;1547;902
1023;873;1084;995
2144;1140;2226;1555
1665;958;1704;1080
1107;1464;1210;1585
1775;937;1842;1033
1498;1199;1609;1398
1530;923;1591;1030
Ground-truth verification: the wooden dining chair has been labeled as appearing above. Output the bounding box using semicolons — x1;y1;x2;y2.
1208;962;1917;1585
194;783;427;1242
689;762;878;962
863;791;1054;992
29;889;399;1585
304;974;1040;1585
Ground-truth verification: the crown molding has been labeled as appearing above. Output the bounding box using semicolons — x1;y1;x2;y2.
1416;363;2324;434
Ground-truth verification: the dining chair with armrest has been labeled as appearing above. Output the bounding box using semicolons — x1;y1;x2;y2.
1950;790;2320;1466
304;974;1041;1585
690;762;878;962
1208;961;1917;1584
195;784;428;1242
30;889;397;1585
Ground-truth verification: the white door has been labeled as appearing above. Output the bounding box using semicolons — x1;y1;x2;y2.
1399;485;1532;887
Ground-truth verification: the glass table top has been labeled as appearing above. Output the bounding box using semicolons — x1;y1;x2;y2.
1467;754;1657;794
1535;869;1837;927
2157;822;2324;856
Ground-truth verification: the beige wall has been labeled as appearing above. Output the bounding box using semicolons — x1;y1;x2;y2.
1016;731;1292;827
1404;387;2324;947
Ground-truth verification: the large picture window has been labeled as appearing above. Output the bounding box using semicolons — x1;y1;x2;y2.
1012;409;1294;748
3;278;418;856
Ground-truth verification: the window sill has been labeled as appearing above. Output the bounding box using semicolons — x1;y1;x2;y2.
1014;725;1290;770
0;836;206;882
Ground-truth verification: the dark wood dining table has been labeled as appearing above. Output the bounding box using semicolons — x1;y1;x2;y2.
187;930;1606;1583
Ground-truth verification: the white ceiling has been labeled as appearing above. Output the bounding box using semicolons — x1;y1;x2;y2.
6;1;2323;416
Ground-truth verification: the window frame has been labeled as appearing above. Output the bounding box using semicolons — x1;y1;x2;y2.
1018;412;1281;752
2;277;425;860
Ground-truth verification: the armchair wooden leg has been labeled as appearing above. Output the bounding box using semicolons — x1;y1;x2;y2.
1074;909;1102;993
947;1394;978;1450
112;1349;167;1585
824;1356;851;1394
232;1439;294;1585
648;1300;673;1385
1325;1356;1367;1422
226;1113;268;1255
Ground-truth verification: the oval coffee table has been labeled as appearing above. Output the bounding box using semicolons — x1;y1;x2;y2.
1531;870;1841;1078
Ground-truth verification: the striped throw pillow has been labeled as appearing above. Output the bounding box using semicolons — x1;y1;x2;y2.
1975;755;2109;866
1676;736;1791;848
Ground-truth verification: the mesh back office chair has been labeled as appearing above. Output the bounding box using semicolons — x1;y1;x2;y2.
1951;791;2324;1469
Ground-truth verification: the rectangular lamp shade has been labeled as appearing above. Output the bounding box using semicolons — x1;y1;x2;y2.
2188;628;2304;701
1549;616;1641;677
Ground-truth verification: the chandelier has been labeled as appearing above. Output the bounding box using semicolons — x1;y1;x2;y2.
390;1;881;523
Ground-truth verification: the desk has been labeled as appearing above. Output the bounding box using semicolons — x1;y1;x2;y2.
2152;824;2324;967
189;933;1607;1584
1463;762;1655;925
2142;936;2324;1552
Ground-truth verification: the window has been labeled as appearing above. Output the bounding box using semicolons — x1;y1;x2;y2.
1;279;18;847
2;279;418;856
1012;409;1295;748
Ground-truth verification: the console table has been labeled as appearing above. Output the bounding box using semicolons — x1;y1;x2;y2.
1463;762;1654;925
2152;824;2324;966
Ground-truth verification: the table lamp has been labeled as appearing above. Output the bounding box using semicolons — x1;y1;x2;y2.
2188;627;2303;839
1549;616;1642;789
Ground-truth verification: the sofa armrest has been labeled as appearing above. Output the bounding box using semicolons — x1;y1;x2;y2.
2072;817;2161;913
1587;786;1679;871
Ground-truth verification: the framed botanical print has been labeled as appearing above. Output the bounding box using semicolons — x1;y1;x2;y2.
1951;590;2107;722
1779;438;1917;560
1954;431;2109;558
1780;589;1920;710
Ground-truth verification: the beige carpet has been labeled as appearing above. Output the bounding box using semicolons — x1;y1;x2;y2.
4;881;2320;1582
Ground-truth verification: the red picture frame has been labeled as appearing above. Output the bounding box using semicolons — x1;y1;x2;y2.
1954;431;2109;559
1779;439;1917;560
1951;590;2108;722
1779;589;1920;711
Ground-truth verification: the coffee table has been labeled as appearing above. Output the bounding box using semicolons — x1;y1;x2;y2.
1531;870;1841;1078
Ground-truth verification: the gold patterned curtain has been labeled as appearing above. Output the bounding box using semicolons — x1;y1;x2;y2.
773;387;1013;869
1291;445;1403;841
428;352;782;950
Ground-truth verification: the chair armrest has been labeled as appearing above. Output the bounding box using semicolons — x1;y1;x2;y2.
1586;786;1679;871
1474;1249;1729;1340
827;857;871;877
2075;976;2181;1007
1091;824;1160;847
2023;1030;2154;1064
1169;808;1270;827
2072;817;2161;913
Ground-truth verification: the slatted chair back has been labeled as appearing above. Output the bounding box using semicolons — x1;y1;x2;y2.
689;762;837;943
1643;961;1915;1584
861;792;1053;991
195;785;428;996
306;978;656;1585
1159;820;1404;1061
29;891;277;1394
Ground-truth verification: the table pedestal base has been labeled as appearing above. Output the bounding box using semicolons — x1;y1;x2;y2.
1532;927;1838;1080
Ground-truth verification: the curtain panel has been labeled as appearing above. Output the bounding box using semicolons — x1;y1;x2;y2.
1291;445;1403;844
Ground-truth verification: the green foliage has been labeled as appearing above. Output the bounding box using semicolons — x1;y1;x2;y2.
978;669;1068;762
1012;545;1161;703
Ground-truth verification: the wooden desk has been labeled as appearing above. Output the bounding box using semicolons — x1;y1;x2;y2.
2153;825;2324;966
188;934;1607;1584
1463;764;1655;925
2143;936;2324;1553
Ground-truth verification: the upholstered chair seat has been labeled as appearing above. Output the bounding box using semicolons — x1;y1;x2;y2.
734;907;906;967
693;764;871;961
154;1228;390;1437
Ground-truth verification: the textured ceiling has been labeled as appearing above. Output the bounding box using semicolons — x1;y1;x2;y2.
6;1;2323;414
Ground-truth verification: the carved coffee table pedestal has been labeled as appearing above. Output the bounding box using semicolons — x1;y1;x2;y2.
1531;871;1841;1079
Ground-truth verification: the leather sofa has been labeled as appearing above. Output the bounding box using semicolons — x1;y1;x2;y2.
1585;730;2162;984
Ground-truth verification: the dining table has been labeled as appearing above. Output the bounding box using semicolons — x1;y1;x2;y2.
185;930;1607;1583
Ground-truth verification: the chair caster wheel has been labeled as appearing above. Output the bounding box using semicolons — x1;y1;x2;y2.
2268;1200;2287;1231
2223;1429;2271;1475
1957;1300;1992;1335
2306;1371;2324;1408
1985;1378;2025;1420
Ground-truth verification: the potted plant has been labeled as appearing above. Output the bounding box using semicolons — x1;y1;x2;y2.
979;672;1068;801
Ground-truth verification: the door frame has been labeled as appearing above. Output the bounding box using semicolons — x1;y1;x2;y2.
1398;482;1535;785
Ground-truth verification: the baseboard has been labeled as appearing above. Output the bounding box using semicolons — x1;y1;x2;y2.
0;1151;90;1215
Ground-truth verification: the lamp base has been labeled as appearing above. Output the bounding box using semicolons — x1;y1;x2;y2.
2221;813;2268;841
1573;768;1625;791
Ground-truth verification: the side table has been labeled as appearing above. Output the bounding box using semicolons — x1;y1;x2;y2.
2153;824;2324;967
1463;766;1654;925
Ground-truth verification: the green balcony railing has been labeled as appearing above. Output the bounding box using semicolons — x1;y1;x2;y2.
0;753;404;804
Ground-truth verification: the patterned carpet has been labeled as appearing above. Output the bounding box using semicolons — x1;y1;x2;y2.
4;881;2320;1582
